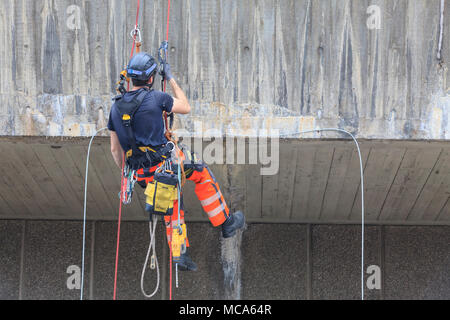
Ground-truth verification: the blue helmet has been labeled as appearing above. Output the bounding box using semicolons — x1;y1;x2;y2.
127;52;158;82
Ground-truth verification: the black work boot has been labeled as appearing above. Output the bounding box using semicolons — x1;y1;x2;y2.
221;211;245;238
173;249;198;272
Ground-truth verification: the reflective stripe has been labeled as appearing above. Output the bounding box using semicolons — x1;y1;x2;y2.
167;219;185;228
200;192;221;207
206;203;227;218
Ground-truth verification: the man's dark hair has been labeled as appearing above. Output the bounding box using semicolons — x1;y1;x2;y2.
132;78;152;87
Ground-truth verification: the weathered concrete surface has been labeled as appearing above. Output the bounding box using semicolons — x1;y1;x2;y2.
0;0;449;139
1;220;449;300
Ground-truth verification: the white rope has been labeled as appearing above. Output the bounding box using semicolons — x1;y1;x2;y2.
81;127;108;300
141;214;161;298
281;128;365;300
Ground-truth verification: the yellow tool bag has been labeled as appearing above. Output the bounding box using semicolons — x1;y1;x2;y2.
144;170;178;216
171;224;187;259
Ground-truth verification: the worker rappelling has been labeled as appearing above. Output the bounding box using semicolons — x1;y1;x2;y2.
78;0;248;300
73;0;368;302
108;49;245;280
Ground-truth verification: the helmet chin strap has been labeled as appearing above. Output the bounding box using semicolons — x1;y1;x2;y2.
144;77;156;90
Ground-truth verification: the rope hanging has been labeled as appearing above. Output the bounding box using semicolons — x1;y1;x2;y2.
113;0;142;300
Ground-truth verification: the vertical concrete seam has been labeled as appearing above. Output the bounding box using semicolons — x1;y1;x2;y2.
435;196;450;221
347;147;372;220
376;148;408;220
306;223;312;300
18;220;26;300
89;221;96;300
318;148;336;220
405;148;443;221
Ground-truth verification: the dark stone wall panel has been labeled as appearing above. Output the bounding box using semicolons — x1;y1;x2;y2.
241;224;308;299
384;226;450;300
22;221;93;300
311;225;381;300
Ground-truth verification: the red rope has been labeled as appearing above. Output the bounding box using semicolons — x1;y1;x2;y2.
127;0;141;91
135;0;141;28
113;0;141;300
163;0;171;92
166;0;171;42
113;154;126;300
164;0;173;301
169;216;173;300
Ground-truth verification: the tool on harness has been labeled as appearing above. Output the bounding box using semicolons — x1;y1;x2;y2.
119;164;137;204
144;161;179;216
171;223;187;260
116;70;130;95
180;146;204;178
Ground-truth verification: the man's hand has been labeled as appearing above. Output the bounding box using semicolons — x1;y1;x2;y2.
162;63;190;114
163;62;174;81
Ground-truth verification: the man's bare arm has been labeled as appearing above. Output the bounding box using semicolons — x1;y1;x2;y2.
110;131;124;169
170;78;191;114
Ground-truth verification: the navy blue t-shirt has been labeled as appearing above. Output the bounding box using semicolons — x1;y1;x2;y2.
108;89;174;152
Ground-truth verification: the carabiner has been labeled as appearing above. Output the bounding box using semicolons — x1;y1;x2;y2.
166;141;175;153
130;26;142;43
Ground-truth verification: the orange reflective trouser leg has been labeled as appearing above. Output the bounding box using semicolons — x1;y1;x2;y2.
136;150;230;247
163;163;230;245
187;166;230;227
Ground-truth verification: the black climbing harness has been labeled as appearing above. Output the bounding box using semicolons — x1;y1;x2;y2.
111;87;175;204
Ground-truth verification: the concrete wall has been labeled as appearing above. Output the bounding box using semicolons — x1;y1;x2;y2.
1;0;449;139
1;220;449;300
